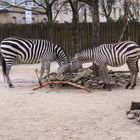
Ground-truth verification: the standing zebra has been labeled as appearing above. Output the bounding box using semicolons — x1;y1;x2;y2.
0;37;69;88
71;41;140;90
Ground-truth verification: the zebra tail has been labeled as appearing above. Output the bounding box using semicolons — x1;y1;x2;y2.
1;55;6;79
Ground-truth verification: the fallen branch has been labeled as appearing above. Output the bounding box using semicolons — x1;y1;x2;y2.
32;81;91;92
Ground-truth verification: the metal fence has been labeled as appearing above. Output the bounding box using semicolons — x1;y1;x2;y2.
0;22;140;64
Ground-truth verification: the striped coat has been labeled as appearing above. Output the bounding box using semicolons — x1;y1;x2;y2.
0;37;69;87
71;41;140;90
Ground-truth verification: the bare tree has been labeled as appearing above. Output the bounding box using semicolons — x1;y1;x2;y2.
77;0;92;6
0;0;67;24
77;0;100;76
128;0;140;21
67;0;79;55
92;0;100;47
119;0;131;41
99;0;116;22
0;0;69;41
91;0;100;76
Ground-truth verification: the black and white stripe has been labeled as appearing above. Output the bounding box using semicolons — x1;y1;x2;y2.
0;37;69;87
71;41;140;90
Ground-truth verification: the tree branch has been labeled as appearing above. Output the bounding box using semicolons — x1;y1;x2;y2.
0;0;46;14
53;0;68;22
77;0;92;6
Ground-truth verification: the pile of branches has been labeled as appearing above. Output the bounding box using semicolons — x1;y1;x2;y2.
53;68;130;89
33;67;131;91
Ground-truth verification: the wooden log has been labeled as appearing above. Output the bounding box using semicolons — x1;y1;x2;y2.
130;102;140;110
32;81;91;92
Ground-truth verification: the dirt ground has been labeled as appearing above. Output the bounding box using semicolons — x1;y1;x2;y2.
0;62;140;140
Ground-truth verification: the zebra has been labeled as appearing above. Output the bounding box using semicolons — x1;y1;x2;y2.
0;37;70;88
71;41;140;91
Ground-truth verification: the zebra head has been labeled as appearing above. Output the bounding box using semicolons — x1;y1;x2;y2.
70;54;82;73
57;62;70;76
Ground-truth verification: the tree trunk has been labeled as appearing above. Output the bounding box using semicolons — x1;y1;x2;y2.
119;0;130;42
92;0;100;76
72;1;79;56
46;6;54;42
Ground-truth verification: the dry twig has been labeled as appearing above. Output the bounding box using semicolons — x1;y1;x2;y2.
32;81;91;92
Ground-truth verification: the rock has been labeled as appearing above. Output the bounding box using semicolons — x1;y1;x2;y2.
50;74;58;81
116;82;124;87
127;113;135;119
137;117;140;122
120;79;127;84
98;80;104;85
110;79;116;85
87;79;94;84
127;109;140;121
77;69;93;77
72;75;82;82
130;110;140;116
77;80;83;85
92;83;99;87
49;68;133;90
70;58;82;73
84;80;94;88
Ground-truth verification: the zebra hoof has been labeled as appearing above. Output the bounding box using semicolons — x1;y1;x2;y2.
125;86;129;89
102;84;112;91
9;84;15;88
105;84;112;91
130;87;134;90
125;84;131;89
49;84;54;88
130;83;136;90
106;88;112;91
102;84;106;89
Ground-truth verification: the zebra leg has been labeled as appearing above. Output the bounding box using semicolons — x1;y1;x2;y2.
45;63;51;81
130;73;138;89
100;64;112;91
39;65;45;86
44;62;54;88
39;61;51;85
125;75;132;89
99;68;107;89
126;60;139;89
126;72;136;89
125;61;133;89
130;60;139;89
41;61;51;80
6;65;14;88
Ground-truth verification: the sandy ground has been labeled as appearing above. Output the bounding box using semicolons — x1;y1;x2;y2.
0;62;140;140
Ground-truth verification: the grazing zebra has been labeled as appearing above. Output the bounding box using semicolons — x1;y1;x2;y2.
71;41;140;91
0;37;69;88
